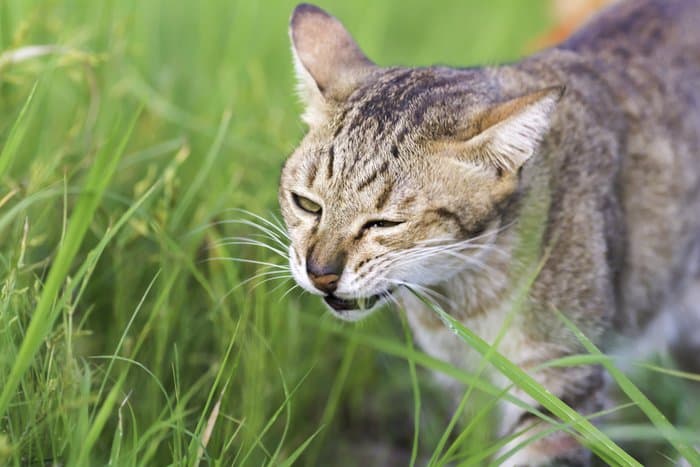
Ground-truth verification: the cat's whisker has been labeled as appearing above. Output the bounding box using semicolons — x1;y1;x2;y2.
390;279;459;310
393;280;454;312
278;283;302;302
390;241;509;269
409;238;510;260
213;237;290;260
269;213;289;234
211;207;288;233
218;271;293;303
227;208;291;239
432;249;502;273
248;274;295;293
210;213;291;244
385;248;476;270
203;256;289;271
214;218;290;250
412;219;516;247
230;268;294;291
185;208;291;241
383;289;402;309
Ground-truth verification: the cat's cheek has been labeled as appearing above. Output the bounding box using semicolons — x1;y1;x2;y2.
395;258;463;287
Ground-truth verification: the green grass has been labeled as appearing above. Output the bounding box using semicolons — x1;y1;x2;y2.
1;0;699;465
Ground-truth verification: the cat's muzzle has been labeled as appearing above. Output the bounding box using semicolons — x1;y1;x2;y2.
323;289;395;313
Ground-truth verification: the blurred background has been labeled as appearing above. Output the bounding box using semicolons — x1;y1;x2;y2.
1;0;697;465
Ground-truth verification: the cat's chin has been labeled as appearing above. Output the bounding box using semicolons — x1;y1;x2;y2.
322;289;394;321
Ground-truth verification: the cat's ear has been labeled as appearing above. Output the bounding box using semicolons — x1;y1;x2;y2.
289;4;376;126
442;86;564;172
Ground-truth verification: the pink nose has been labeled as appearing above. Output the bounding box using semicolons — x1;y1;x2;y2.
308;272;339;294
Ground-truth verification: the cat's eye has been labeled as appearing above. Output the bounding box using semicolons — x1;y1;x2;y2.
362;219;404;230
292;193;322;214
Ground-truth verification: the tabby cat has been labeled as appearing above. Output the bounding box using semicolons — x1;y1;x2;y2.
278;1;700;465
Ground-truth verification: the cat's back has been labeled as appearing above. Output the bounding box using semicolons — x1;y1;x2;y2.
562;0;700;59
551;0;700;328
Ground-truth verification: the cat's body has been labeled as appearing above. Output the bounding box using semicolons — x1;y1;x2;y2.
279;1;700;465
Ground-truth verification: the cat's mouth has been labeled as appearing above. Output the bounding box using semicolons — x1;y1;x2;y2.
323;289;394;313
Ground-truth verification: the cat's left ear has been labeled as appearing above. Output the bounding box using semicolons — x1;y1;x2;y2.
289;4;376;126
441;86;564;172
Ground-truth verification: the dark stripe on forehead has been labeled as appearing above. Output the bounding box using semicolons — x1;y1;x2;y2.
344;74;468;150
327;145;335;179
375;182;394;210
333;110;348;138
305;161;318;187
306;240;317;260
344;70;428;135
346;68;415;105
356;160;389;191
398;194;416;210
390;144;399;158
429;207;470;238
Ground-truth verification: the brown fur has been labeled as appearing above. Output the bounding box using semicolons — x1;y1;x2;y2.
279;1;700;465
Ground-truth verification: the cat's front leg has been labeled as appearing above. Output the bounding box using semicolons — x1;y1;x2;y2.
496;364;607;467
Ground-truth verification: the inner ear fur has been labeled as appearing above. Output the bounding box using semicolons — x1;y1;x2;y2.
437;86;565;172
289;3;377;126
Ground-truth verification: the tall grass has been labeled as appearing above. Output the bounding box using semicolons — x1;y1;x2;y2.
1;0;699;465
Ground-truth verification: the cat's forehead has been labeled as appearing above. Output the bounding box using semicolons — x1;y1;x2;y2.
327;67;488;165
347;69;483;123
286;135;418;217
286;67;493;200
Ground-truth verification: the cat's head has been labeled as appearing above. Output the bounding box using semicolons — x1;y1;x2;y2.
279;4;562;320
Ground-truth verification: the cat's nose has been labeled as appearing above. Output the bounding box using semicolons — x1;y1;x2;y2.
308;271;340;293
306;257;342;294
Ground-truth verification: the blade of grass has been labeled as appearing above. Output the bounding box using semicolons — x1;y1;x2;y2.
556;309;700;465
603;423;700;443
266;372;291;467
440;385;513;465
277;425;324;467
76;372;128;467
400;312;421;467
186;320;242;464
170;109;232;228
75;272;161;466
107;392;129;466
486;402;637;467
236;367;313;466
409;289;641;467
311;316;555;422
432;183;553;465
538;353;700;383
304;333;358;466
0;81;38;179
0;108;141;418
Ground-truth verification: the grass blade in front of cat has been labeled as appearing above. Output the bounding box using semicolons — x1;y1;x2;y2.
409;289;641;466
556;309;700;465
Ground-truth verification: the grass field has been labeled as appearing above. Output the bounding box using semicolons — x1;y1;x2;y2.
1;1;699;465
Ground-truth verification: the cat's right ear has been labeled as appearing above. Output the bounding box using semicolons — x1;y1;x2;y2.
290;4;376;126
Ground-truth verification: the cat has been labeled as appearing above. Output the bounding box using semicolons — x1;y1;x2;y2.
278;1;700;465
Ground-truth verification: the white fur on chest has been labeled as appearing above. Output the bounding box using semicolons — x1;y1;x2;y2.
401;291;548;385
400;290;574;438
